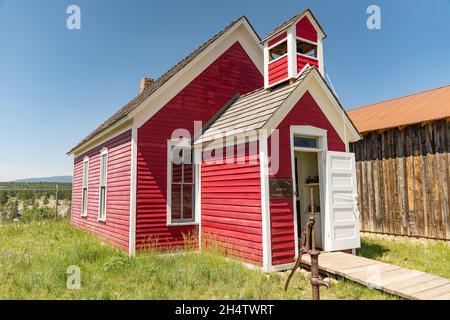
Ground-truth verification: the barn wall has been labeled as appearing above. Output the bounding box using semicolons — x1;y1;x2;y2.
201;142;263;266
72;130;132;250
136;42;263;251
269;91;346;266
350;119;450;240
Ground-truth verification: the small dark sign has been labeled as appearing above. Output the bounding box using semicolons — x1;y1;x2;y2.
269;178;293;199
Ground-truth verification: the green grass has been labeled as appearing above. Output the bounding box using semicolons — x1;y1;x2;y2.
358;234;450;279
0;220;397;300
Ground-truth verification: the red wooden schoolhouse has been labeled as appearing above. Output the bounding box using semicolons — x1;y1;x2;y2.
68;9;362;272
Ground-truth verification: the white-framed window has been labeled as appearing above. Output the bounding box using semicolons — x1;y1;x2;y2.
167;139;195;225
269;40;287;61
98;148;108;222
81;156;89;217
296;37;318;60
294;136;319;149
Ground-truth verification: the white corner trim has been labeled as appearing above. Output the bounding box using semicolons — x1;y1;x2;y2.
317;36;324;76
263;42;269;89
128;125;138;256
259;131;272;273
194;143;203;250
287;25;297;80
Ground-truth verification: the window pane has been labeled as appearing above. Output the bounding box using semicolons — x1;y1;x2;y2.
82;188;87;214
269;41;287;61
294;136;318;148
100;154;107;186
171;183;182;221
184;163;193;184
99;186;106;219
297;40;317;58
172;163;183;183
182;184;193;220
83;162;88;186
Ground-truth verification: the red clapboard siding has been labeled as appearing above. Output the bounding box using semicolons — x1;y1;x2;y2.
296;16;318;42
71;130;132;250
268;92;345;266
268;56;288;85
268;32;287;47
297;55;319;73
135;42;263;251
201;142;263;266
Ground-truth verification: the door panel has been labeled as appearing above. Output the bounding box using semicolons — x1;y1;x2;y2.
325;151;360;251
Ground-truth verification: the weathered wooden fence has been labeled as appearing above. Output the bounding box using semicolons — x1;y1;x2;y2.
350;119;450;240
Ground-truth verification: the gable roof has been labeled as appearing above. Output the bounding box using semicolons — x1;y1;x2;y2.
68;16;260;155
261;9;327;43
347;85;450;133
198;67;313;143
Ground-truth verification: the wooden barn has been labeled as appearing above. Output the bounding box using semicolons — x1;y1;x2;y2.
349;85;450;241
67;9;361;272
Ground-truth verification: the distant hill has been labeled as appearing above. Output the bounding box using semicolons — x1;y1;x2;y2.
13;176;72;183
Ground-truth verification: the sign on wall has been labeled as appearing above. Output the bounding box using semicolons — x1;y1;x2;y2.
269;178;293;199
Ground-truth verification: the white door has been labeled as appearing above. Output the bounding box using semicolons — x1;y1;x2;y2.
324;151;360;251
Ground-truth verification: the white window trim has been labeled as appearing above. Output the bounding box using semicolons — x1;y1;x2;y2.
289;126;327;258
268;52;288;64
297;52;319;61
81;156;89;217
296;37;319;61
98;147;108;222
267;38;287;51
296;36;318;46
166;139;198;226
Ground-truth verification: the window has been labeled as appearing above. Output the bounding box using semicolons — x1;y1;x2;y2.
168;141;195;224
294;136;318;149
98;148;108;221
81;157;89;217
269;41;287;61
296;39;317;58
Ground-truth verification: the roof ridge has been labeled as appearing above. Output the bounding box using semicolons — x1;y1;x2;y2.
261;8;326;42
348;84;450;112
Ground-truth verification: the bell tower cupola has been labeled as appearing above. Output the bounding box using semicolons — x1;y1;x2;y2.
262;9;326;89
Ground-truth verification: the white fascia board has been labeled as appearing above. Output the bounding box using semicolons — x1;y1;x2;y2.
70;18;263;156
263;69;360;144
69;118;132;157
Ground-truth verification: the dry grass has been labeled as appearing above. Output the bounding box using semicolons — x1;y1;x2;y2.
0;219;398;300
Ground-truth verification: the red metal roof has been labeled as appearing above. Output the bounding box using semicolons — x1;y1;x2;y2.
347;85;450;133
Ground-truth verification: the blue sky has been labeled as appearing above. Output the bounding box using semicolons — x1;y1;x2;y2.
0;0;449;181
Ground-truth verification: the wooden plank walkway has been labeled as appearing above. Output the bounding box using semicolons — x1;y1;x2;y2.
300;252;450;300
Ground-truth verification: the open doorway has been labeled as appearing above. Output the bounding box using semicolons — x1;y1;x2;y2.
294;150;323;249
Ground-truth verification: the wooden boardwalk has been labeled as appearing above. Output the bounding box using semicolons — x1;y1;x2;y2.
300;252;450;300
